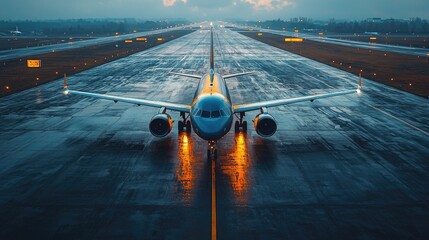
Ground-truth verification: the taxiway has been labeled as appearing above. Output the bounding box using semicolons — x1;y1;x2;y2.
252;27;429;56
0;25;193;61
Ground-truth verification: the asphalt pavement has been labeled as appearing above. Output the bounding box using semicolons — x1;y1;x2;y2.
0;28;428;240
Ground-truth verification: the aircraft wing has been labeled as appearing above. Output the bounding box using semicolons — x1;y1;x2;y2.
223;71;255;79
233;89;358;113
65;89;191;113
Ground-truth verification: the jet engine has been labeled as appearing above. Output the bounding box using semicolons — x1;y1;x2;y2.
149;113;173;137
253;113;277;137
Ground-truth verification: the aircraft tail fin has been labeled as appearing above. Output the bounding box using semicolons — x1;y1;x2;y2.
210;27;214;71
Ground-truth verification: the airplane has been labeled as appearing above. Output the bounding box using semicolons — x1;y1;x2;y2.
63;26;362;159
9;27;22;35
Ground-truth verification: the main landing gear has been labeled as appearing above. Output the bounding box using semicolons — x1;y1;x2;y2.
234;112;247;133
178;112;191;133
207;140;218;159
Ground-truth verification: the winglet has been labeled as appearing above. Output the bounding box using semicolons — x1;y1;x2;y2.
357;74;363;94
63;74;69;95
63;74;67;89
358;74;362;89
358;75;362;89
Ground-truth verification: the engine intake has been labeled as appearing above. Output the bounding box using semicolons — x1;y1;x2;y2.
254;113;277;137
149;113;173;137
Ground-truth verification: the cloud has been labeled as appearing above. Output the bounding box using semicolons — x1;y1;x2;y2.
162;0;187;7
241;0;293;10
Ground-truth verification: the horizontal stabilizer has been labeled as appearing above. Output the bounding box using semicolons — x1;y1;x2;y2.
223;71;256;79
170;72;202;79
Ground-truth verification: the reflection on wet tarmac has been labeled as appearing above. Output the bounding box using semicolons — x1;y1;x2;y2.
176;132;195;204
224;132;250;205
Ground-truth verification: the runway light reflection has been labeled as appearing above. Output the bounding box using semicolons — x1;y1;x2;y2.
176;132;195;204
224;132;250;205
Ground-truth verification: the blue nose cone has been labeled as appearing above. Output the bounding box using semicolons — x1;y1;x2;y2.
190;94;233;141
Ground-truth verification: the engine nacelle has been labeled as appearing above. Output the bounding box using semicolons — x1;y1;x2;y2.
149;113;173;137
254;113;277;137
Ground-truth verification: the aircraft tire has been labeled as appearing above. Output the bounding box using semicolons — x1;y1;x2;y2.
186;120;191;133
235;121;240;133
178;121;184;133
242;121;248;132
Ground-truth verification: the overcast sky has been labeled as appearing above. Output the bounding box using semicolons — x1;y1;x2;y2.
1;0;428;21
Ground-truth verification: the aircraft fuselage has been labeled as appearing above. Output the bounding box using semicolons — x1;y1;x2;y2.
190;71;233;141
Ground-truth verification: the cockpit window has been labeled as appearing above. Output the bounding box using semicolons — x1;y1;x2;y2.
220;109;226;116
201;110;210;118
196;109;202;116
211;110;221;118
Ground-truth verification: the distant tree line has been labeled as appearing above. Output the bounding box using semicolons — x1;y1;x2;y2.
240;17;429;34
244;18;320;31
0;19;189;36
326;18;429;34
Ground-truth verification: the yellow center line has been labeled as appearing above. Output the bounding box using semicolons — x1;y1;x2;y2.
211;159;217;240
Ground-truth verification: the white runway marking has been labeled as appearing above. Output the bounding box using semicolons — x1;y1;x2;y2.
365;103;429;137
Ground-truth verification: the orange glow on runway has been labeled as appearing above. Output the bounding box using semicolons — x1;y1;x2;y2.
224;132;250;205
176;133;195;204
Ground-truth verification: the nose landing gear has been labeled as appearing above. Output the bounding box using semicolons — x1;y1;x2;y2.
207;140;218;159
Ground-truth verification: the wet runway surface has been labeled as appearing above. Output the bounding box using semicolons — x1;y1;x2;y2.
1;28;429;239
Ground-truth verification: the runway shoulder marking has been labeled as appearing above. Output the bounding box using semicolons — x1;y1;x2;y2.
365;103;429;137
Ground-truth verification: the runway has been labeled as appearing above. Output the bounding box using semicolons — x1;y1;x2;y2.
251;27;429;56
0;25;193;61
1;28;429;239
